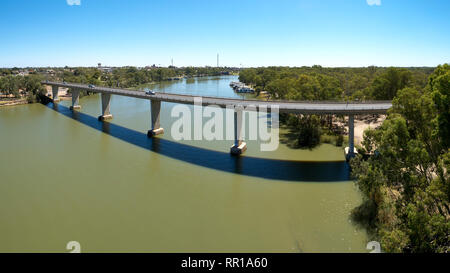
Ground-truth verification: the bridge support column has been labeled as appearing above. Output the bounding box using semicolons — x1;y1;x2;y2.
346;114;355;160
230;106;247;155
147;100;164;137
98;93;113;121
69;88;81;110
52;86;60;102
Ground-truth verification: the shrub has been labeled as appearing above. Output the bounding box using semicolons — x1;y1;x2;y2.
321;134;334;144
297;115;321;148
336;134;344;146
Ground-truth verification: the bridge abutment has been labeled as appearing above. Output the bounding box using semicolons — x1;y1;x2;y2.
69;88;81;110
230;106;247;155
52;86;60;102
98;93;113;121
147;100;164;137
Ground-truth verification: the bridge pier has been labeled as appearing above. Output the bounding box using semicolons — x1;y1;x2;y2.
52;86;60;102
147;100;164;137
69;88;81;110
98;93;113;121
230;106;247;155
345;114;356;160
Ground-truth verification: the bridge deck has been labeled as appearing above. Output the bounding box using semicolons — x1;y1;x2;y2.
43;81;391;114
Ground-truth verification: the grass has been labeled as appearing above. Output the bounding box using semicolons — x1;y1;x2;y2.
320;134;349;147
280;124;349;149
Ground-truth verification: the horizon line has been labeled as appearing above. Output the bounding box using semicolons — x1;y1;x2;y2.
1;64;447;69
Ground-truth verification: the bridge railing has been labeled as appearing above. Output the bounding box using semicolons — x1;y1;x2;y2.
41;81;392;105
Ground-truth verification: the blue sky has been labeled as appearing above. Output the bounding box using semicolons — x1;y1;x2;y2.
0;0;449;67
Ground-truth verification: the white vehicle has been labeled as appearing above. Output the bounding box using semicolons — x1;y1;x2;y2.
145;88;156;95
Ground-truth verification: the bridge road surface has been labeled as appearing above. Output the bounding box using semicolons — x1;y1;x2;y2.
42;81;392;115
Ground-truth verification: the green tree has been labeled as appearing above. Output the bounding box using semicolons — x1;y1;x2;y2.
429;64;450;149
0;75;21;97
350;65;450;253
23;75;46;102
371;67;412;100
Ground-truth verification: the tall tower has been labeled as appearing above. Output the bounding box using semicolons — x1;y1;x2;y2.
217;53;219;67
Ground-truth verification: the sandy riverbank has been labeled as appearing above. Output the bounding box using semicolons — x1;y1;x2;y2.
0;99;28;107
334;114;385;146
353;115;385;145
45;86;71;100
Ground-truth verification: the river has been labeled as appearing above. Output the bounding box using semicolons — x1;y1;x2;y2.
0;75;368;252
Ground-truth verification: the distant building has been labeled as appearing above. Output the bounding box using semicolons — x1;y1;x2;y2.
145;64;159;70
97;63;113;73
18;70;29;76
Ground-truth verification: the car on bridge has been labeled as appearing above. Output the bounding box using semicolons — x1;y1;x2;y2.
88;84;95;88
145;88;156;95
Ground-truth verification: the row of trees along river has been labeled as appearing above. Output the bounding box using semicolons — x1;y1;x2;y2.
0;66;239;103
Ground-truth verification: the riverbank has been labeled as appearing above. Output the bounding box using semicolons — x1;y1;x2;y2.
0;98;28;107
279;114;385;157
335;115;385;146
354;115;385;145
44;86;72;101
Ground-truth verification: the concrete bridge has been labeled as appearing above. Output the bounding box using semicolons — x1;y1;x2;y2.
42;81;392;157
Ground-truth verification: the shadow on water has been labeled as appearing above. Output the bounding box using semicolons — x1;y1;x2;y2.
45;102;350;182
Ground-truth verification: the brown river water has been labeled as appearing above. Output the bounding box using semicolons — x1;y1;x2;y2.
0;76;368;252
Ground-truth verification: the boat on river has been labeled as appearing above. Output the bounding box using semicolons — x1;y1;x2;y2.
230;81;255;93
